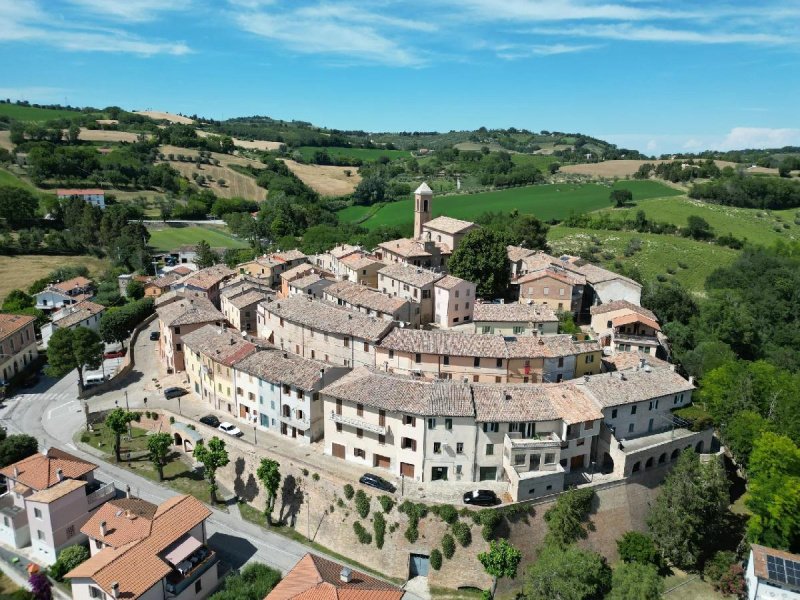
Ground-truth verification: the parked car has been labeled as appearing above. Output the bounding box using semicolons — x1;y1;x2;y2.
199;415;220;428
218;422;243;437
149;331;160;341
463;490;499;506
359;473;395;493
104;349;127;360
163;386;188;400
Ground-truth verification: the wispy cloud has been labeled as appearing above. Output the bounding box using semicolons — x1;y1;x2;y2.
67;0;192;23
495;42;598;60
450;0;701;22
721;127;800;149
529;23;793;45
0;0;191;55
230;1;429;66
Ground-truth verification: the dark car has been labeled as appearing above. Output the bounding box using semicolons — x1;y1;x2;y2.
149;331;160;341
463;489;499;506
199;415;220;428
163;386;188;400
359;473;395;493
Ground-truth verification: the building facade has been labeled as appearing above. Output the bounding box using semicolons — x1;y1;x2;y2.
0;314;38;385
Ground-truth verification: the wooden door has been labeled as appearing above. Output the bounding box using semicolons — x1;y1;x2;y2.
400;462;415;478
332;443;345;459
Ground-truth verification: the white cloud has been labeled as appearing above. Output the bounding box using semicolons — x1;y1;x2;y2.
67;0;191;22
529;23;792;45
721;127;800;149
232;3;427;66
452;0;699;22
496;42;597;59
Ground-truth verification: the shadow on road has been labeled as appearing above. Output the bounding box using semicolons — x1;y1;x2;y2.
208;532;258;570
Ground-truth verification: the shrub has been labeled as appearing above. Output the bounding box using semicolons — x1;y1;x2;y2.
80;433;90;443
678;261;688;269
442;533;455;559
718;564;746;597
704;551;737;587
405;524;419;543
616;531;660;566
373;512;386;549
302;468;309;477
336;498;345;508
210;562;281;600
343;484;354;500
353;522;372;545
354;490;371;519
432;504;458;524
379;495;394;513
145;410;151;419
656;274;668;282
430;549;443;571
544;488;595;547
477;509;502;541
451;520;472;547
169;416;175;424
312;473;320;481
49;544;89;582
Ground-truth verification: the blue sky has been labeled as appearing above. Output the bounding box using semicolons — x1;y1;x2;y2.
1;0;799;153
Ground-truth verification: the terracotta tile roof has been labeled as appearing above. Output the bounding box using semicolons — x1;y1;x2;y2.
51;276;92;293
506;245;538;263
148;272;182;289
220;275;275;297
156;297;224;327
82;498;159;548
434;275;471;291
181;265;234;290
225;289;269;309
377;238;432;259
52;300;105;329
263;296;395;343
575;262;640;287
289;274;331;292
612;313;661;331
544;384;604;424
26;479;87;504
248;251;308;270
505;335;601;359
422;215;475;235
266;553;404;600
340;253;383;271
181;324;259;367
0;314;35;340
515;268;584;287
66;495;212;600
321;367;473;417
0;448;97;491
329;244;361;260
275;249;307;262
323;281;408;316
235;348;327;390
473;302;558;323
590;300;656;320
601;352;671;372
280;263;317;281
171;266;193;276
472;383;602;424
378;263;443;288
750;544;800;584
580;368;694;408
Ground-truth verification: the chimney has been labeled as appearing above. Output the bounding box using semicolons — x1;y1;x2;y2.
670;364;676;372
639;357;646;369
56;468;64;482
13;466;18;478
688;375;695;386
126;485;132;499
504;391;512;401
340;567;352;584
111;582;119;599
229;338;235;345
99;520;107;537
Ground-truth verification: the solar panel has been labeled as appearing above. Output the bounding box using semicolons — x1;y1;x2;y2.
765;554;800;588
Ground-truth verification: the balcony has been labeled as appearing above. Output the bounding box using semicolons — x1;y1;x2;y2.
279;412;309;431
504;431;561;451
85;482;116;509
613;332;658;345
165;545;217;597
329;411;386;435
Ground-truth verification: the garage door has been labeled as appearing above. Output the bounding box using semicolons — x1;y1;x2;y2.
400;462;415;478
409;553;429;578
479;467;497;481
374;455;390;469
332;443;345;459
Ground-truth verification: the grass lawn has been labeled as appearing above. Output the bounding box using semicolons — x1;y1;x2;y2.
81;423;152;457
0;104;101;121
295;146;409;163
548;226;738;294
0;254;110;302
344;180;680;230
147;224;248;252
598;195;800;246
663;569;727;600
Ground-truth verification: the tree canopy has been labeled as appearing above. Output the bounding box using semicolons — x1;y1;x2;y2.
447;228;510;299
523;544;611;600
46;327;103;390
193;436;230;504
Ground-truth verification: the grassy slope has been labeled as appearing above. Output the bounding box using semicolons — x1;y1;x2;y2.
0;104;99;121
599;195;800;246
147;224;248;252
547;226;737;294
295;146;409;162
0;255;110;302
344;180;680;230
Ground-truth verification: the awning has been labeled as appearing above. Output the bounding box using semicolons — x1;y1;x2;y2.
164;536;202;566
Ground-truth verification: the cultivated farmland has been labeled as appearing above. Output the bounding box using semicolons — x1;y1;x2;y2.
559;159;739;178
280;159;361;196
146;224;248;252
195;129;283;151
134;111;194;124
162;159;265;201
0;255;110;302
294;146;409;162
77;128;146;143
0;104;98;122
0;131;12;151
342;180;681;230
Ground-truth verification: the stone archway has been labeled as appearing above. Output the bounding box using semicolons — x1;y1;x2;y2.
174;432;183;446
645;457;654;469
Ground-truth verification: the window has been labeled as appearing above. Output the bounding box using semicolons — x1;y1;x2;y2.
559;288;565;296
401;437;416;451
648;401;653;410
176;343;182;352
66;524;75;538
378;434;385;445
584;420;593;430
513;326;524;334
174;326;181;334
456;442;464;454
433;442;441;454
543;286;549;295
354;448;365;459
544;453;555;465
94;539;102;550
455;465;462;475
631;405;637;415
628;423;634;433
89;587;104;599
357;403;364;417
2;516;7;527
576;438;585;446
495;358;503;368
379;409;386;426
356;428;363;438
34;508;42;519
557;357;564;368
445;418;452;430
443;355;450;366
514;454;525;466
485;444;494;456
343;337;350;348
473;357;480;368
585;354;594;364
336;423;342;433
415;353;421;363
195;580;202;593
363;342;369;352
466;302;470;309
37;530;45;541
283;384;290;394
388;349;394;359
611;408;618;419
404;415;415;427
655;399;659;409
427;418;436;429
336;399;342;415
482;422;499;433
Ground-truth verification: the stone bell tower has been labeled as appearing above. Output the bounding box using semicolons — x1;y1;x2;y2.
413;182;433;239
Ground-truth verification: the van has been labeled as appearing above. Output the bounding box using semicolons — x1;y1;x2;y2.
84;374;106;388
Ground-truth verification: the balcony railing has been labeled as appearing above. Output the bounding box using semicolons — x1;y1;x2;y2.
329;411;386;435
86;482;116;509
165;547;217;597
504;431;560;450
613;332;658;344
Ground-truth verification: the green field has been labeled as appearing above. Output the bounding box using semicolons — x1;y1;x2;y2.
342;180;681;230
147;224;248;252
548;226;737;294
0;103;98;122
511;153;562;171
599;195;800;246
295;146;410;162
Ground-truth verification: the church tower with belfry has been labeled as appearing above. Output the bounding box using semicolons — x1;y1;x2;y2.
413;182;433;239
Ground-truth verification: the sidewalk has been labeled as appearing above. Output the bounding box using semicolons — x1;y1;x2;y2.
0;543;70;600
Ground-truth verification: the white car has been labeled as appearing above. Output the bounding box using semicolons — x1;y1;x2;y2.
218;422;243;437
